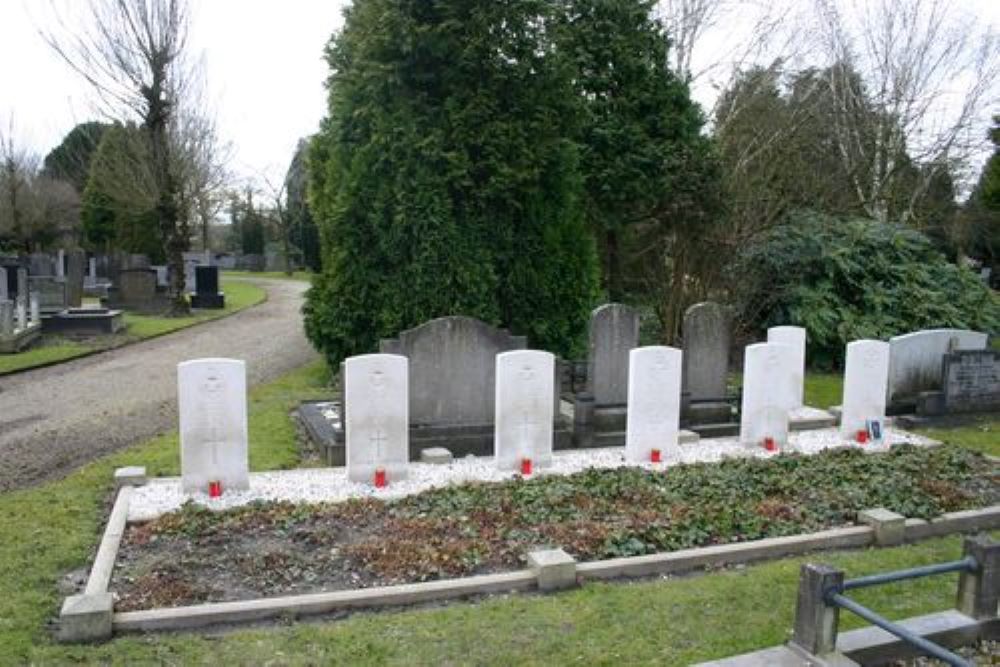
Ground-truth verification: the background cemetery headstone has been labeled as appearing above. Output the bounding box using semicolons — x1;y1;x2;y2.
887;329;988;411
740;342;793;448
681;301;732;425
103;268;169;313
344;354;409;483
65;249;86;308
178;358;250;493
29;277;68;314
587;303;639;406
941;350;1000;414
840;340;890;439
625;346;682;463
190;265;225;309
495;350;555;471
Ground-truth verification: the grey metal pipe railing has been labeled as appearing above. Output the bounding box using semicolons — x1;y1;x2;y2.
826;592;971;667
841;556;977;592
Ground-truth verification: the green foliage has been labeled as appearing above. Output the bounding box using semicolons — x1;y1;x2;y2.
555;0;717;302
81;123;162;260
734;213;1000;367
151;444;996;567
41;121;109;193
285;139;322;272
306;0;599;365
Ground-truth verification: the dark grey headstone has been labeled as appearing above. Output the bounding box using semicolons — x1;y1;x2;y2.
379;316;527;426
587;303;639;407
942;349;1000;413
195;265;219;294
127;254;151;270
28;252;53;276
66;249;86;308
682;302;731;402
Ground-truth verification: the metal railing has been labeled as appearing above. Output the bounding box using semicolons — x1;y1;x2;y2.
824;557;980;667
791;535;999;666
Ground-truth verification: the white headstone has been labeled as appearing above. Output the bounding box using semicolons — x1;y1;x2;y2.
767;326;806;409
345;354;409;484
841;340;890;439
56;249;65;278
29;293;39;325
626;346;682;463
739;342;793;447
495;350;555;470
178;358;249;493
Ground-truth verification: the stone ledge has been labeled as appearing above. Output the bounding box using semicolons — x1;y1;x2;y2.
114;466;147;489
527;548;577;591
59;593;113;643
576;526;875;581
114;570;538;633
857;508;905;546
904;506;1000;541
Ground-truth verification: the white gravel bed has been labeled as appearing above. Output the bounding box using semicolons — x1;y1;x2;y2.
128;426;938;522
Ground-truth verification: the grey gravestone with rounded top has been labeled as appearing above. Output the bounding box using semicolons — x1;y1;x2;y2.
587;303;639;407
887;329;988;404
682;301;730;402
66;249;86;307
379;316;527;427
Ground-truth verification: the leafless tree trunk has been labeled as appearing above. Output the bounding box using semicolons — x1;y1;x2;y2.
43;0;196;314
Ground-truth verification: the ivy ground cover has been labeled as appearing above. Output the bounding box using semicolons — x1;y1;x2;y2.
113;444;999;611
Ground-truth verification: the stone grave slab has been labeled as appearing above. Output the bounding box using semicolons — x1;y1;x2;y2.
344;354;409;484
625;346;682;463
942;349;1000;413
178;358;249;493
840;340;890;439
495;350;555;471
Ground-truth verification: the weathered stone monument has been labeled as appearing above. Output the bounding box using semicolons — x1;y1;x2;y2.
28;276;67;314
344;354;409;484
625;346;683;463
941;349;1000;414
104;268;167;313
178;358;249;493
681;301;732;426
587;303;639;406
375;316;562;458
580;303;640;445
495;350;555;471
65;249;86;308
767;326;806;410
887;328;988;411
840;340;890;439
190;265;225;309
740;342;793;448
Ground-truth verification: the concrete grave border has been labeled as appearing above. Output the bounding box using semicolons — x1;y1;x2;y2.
60;468;1000;641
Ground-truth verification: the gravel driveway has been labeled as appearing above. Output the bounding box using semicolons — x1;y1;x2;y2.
0;278;318;492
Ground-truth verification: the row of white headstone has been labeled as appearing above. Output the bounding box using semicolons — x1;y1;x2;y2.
175;327;889;492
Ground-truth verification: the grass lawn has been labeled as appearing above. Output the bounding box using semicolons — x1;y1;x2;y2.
0;278;266;376
1;361;997;664
224;269;313;282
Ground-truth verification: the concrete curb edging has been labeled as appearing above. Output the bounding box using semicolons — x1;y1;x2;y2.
58;484;133;642
64;468;1000;639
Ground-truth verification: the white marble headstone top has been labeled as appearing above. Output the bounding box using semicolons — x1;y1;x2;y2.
345;354;409;484
767;326;806;409
626;346;682;462
178;358;250;493
841;340;890;439
495;350;555;471
740;342;793;447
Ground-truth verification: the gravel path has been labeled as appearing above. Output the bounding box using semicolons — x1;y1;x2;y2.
0;278;318;492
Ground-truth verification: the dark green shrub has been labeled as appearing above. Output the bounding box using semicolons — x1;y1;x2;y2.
733;212;1000;367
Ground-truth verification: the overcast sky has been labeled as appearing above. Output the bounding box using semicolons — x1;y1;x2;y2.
1;1;998;188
